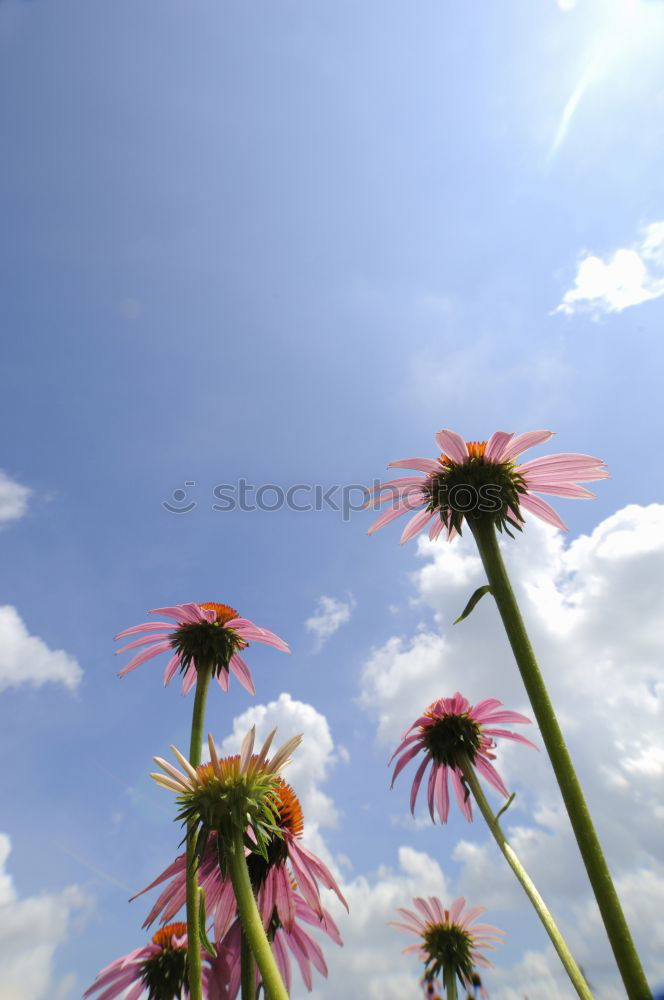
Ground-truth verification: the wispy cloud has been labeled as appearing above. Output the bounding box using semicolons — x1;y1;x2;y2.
305;595;355;652
0;469;30;527
554;221;664;315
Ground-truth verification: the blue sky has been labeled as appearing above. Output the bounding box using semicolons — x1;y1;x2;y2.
1;0;664;996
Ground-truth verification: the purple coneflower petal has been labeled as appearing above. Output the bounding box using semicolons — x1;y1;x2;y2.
435;429;469;464
388;457;441;474
400;507;435;544
519;492;568;531
501;429;554;461
484;431;514;463
118;641;172;677
229;654;255;695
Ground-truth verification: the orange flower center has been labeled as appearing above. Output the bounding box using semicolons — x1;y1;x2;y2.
275;778;304;837
200;602;239;626
439;440;487;467
465;440;487;460
151;922;187;949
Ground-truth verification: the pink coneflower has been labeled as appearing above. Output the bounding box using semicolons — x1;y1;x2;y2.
367;428;608;543
83;922;214;1000
391;896;504;994
115;602;289;695
211;893;343;996
390;693;537;823
134;773;347;941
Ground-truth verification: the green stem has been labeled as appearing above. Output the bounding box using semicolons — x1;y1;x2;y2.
460;757;592;999
443;966;458;1000
227;826;289;1000
186;665;212;1000
469;517;650;1000
241;928;255;1000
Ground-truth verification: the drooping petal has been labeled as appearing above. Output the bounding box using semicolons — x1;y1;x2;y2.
519;492;568;531
368;496;426;536
450;767;473;821
118;641;172;677
400;507;435;544
229;653;256;695
409;753;431;814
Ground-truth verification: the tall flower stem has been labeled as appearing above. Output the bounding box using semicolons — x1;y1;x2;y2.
241;928;256;1000
460;756;592;999
226;826;289;1000
186;665;212;1000
443;966;458;1000
469;517;650;1000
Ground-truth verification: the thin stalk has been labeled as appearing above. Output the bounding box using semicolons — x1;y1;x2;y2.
227;826;289;1000
185;664;212;1000
241;928;256;1000
469;517;650;1000
443;966;458;1000
460;757;592;999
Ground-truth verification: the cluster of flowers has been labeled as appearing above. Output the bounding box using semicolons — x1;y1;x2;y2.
84;428;641;1000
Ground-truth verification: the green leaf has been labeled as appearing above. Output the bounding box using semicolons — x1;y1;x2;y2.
198;887;218;958
495;792;516;823
453;585;493;625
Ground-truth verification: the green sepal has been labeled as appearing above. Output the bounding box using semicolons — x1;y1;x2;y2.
454;585;493;625
197;887;218;958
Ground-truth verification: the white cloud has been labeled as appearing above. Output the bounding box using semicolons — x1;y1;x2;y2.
0;470;30;527
555;221;664;315
0;833;92;1000
358;505;664;995
219;692;341;832
0;606;83;692
305;595;355;651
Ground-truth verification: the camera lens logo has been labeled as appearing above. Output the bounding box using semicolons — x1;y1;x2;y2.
162;482;197;514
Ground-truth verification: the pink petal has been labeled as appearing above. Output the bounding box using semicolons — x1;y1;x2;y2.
478;709;531;726
229;654;256;695
435;429;468;464
518;453;608;482
163;653;181;687
484;431;514;463
272;931;293;993
450;767;473;821
368;497;421;535
482;728;538;750
434;763;449;823
429;516;446;541
391;743;422;785
475;756;509;797
147;604;202;622
388;457;440;474
519;492;567;531
181;664;198;694
118;641;172;677
115;621;176;639
115;634;172;654
449;896;466;924
470;698;503;721
400;507;435;544
500;430;554;462
525;481;595;499
410;754;431;814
